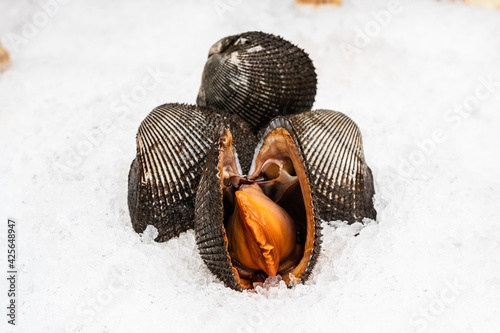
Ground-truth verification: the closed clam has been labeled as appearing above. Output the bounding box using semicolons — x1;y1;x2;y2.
197;31;317;132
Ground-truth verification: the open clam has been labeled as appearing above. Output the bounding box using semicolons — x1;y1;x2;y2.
194;110;375;290
197;31;317;132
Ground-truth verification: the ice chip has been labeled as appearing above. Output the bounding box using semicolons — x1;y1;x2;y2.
140;225;159;243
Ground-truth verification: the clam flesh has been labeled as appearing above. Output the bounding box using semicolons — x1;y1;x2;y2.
197;31;317;132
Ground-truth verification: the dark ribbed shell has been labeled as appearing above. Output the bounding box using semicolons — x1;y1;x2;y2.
194;119;323;290
194;131;242;290
197;31;317;132
288;110;376;222
128;103;256;242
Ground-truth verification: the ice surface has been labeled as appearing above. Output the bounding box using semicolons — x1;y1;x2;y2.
0;0;499;332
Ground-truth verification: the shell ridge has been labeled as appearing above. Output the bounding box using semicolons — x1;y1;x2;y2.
300;111;347;195
333;118;359;213
139;117;179;235
142;110;187;204
143;116;184;201
299;111;341;180
150;108;204;196
319;113;355;195
289;109;376;223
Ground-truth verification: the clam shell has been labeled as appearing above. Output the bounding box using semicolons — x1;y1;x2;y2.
128;103;256;242
193;131;242;290
288;109;376;222
197;31;317;132
194;118;322;290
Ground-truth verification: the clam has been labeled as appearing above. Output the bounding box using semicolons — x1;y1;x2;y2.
128;31;376;290
128;103;256;242
194;110;375;290
197;31;317;132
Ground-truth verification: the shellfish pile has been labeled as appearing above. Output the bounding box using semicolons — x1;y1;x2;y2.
128;31;376;291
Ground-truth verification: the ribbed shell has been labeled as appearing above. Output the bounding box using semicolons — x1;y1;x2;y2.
128;103;256;242
195;119;322;290
288;110;376;222
194;132;242;291
197;31;317;132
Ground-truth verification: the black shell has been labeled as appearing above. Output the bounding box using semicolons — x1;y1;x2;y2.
128;103;256;242
197;31;317;132
193;131;243;290
288;110;376;222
